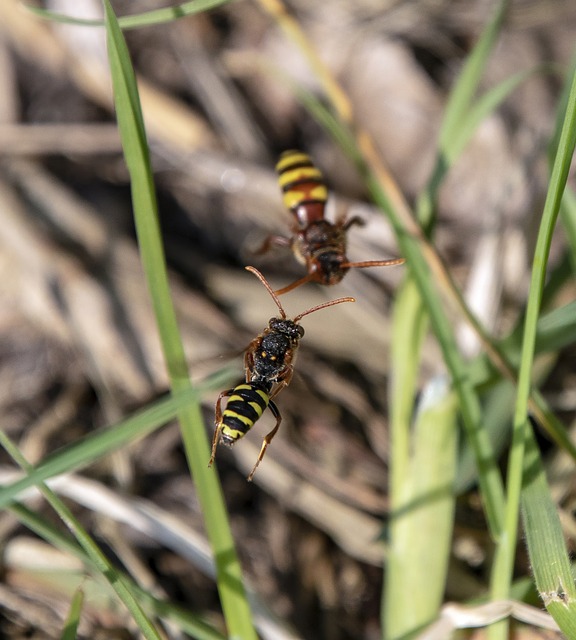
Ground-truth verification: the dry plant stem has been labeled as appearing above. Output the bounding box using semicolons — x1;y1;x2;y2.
254;0;353;124
255;0;549;415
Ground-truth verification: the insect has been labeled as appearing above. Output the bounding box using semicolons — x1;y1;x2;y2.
209;265;355;481
258;150;404;295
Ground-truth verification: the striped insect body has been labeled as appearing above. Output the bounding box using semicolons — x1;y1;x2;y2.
258;149;404;294
276;149;328;228
209;266;354;481
215;380;277;447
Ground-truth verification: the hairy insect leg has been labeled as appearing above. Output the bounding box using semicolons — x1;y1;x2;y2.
269;366;293;401
342;215;365;230
243;338;260;376
253;234;291;255
247;400;282;481
208;388;233;468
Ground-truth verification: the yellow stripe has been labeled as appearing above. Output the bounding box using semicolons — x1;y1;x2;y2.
255;389;269;403
248;401;265;417
234;383;252;391
282;185;328;210
278;166;323;190
221;426;245;441
227;394;244;403
223;409;253;427
276;151;311;172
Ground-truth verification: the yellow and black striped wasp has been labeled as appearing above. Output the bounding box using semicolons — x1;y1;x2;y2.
259;150;404;295
209;266;355;481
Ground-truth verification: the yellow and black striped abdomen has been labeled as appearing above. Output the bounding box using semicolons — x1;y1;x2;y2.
219;382;271;445
276;150;328;225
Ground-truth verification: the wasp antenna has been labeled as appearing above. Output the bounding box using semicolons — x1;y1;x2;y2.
245;266;287;318
294;296;355;322
341;258;405;269
274;273;315;296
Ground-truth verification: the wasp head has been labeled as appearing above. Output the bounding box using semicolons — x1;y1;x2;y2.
268;317;305;340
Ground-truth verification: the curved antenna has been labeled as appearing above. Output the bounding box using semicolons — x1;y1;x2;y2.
340;257;405;269
245;266;287;318
273;273;315;296
293;296;355;323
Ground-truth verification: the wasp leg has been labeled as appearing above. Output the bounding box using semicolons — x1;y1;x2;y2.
247;400;282;482
342;216;365;230
243;337;260;377
209;389;234;468
269;365;293;401
273;273;315;296
253;234;291;255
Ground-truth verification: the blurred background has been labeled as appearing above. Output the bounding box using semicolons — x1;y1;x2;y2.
0;0;574;638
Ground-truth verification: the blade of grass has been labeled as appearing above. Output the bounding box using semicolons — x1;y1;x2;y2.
418;0;510;228
488;61;576;638
521;426;576;634
384;379;458;639
8;501;226;640
103;2;257;637
365;171;505;536
438;0;509;140
60;588;84;640
26;0;233;29
0;383;226;510
550;52;576;271
387;280;428;503
0;430;164;640
384;278;433;638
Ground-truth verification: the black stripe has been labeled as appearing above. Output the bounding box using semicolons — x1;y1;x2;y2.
279;159;314;173
281;177;324;193
223;384;269;425
284;199;326;212
222;413;253;436
224;398;261;424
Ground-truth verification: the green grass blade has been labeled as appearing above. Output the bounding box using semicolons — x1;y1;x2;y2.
489;61;576;637
450;67;550;165
551;53;576;271
387;279;428;501
521;426;576;634
439;0;509;141
418;0;510;227
0;430;164;640
26;0;233;29
368;176;505;536
8;502;226;640
103;2;257;637
384;381;458;639
560;189;576;270
60;588;84;640
0;386;221;510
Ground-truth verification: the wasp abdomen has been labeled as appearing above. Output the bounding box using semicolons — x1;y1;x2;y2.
219;382;271;444
276;150;328;227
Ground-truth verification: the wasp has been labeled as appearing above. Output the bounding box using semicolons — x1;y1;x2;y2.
209;265;354;481
258;150;404;295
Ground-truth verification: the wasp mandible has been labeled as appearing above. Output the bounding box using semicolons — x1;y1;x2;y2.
209;266;355;481
258;150;404;295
